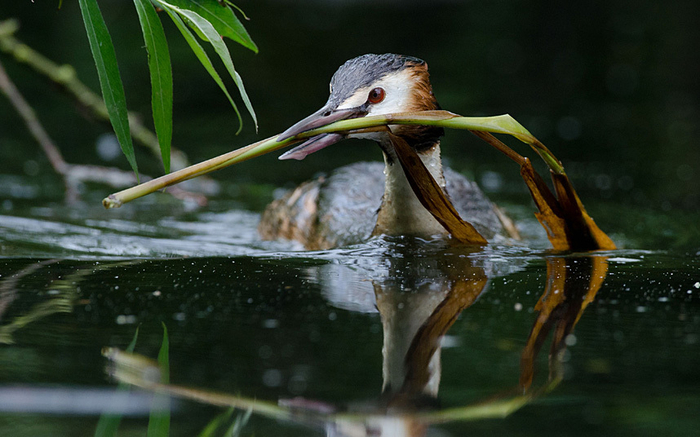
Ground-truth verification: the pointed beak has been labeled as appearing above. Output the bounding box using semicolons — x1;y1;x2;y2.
276;104;367;160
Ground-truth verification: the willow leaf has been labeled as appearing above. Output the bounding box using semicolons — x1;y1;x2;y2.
159;0;257;132
78;0;138;180
197;408;234;437
134;0;173;174
163;0;257;52
160;4;244;132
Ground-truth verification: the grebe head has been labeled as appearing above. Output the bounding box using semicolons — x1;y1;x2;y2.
277;53;444;160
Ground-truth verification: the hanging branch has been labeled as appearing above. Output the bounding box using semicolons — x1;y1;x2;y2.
0;58;205;205
0;19;191;172
0;59;68;174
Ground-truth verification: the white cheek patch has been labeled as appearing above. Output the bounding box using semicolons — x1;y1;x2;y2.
367;71;414;115
335;70;415;114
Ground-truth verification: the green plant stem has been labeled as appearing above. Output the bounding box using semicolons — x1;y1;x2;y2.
103;110;564;208
103;134;292;207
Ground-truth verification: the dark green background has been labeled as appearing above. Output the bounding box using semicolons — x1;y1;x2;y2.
1;0;698;212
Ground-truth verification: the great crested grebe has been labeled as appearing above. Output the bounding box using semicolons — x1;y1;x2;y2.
259;53;516;249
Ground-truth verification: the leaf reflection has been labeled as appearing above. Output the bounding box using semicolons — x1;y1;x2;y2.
0;259;142;345
0;260;73;344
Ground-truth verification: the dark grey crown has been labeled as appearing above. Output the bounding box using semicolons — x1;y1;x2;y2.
327;54;425;108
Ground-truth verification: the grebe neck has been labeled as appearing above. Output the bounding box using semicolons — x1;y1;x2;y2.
373;141;447;238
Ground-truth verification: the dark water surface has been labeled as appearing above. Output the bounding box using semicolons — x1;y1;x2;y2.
0;194;699;436
1;0;700;436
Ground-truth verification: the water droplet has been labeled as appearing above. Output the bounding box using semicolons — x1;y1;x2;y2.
262;369;282;387
96;133;121;161
258;345;273;360
116;314;137;325
263;319;279;329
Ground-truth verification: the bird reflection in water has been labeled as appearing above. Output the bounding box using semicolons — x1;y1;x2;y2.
104;245;609;437
306;246;608;436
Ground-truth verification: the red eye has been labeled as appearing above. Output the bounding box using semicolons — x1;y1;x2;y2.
368;87;385;104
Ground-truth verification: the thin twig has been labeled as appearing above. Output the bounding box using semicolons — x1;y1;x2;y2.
0;57;206;205
0;19;192;172
0;59;68;174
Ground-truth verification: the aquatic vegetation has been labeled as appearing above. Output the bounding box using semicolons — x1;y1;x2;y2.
104;110;615;252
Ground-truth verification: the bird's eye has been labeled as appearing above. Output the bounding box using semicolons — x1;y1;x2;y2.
368;87;385;104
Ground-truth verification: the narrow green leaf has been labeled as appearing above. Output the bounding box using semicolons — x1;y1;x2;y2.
157;323;169;383
160;1;257;132
197;408;234;437
147;323;170;437
78;0;139;180
179;5;255;132
126;326;140;353
163;0;257;52
159;4;244;132
134;0;174;174
94;327;140;437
